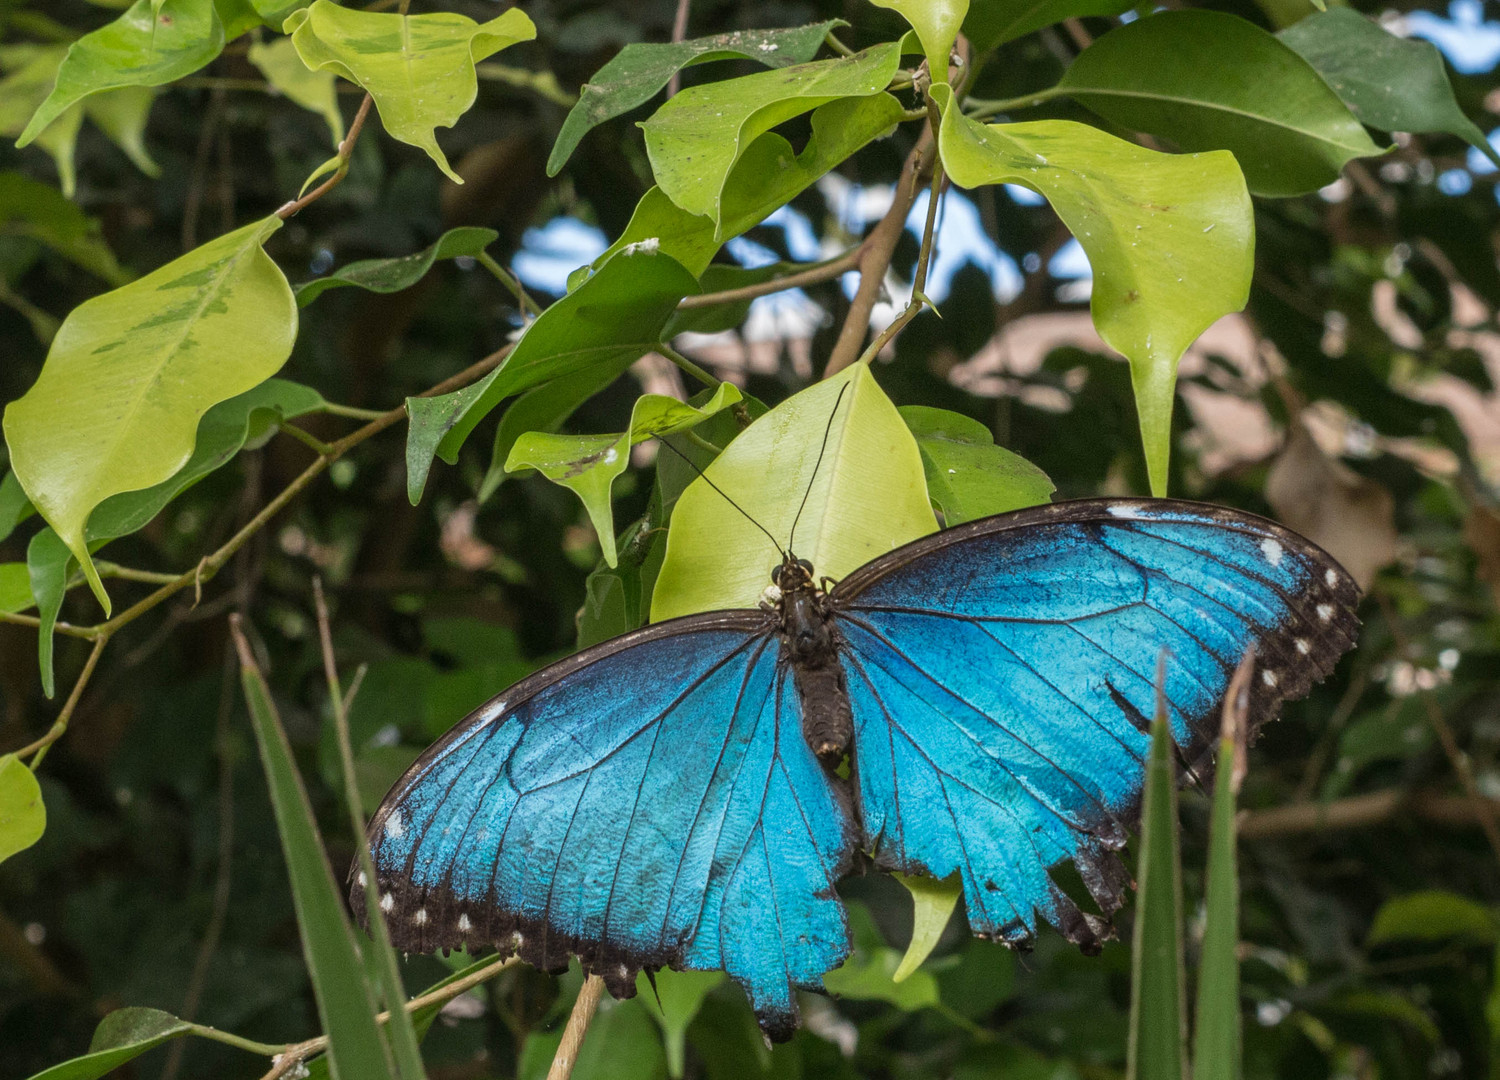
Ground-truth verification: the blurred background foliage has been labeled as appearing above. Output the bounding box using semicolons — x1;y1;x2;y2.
7;0;1500;1077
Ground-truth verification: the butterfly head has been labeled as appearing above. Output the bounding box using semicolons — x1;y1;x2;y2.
771;554;818;596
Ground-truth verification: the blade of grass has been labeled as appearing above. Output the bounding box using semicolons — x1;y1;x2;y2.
230;615;396;1080
1128;651;1187;1080
1192;648;1253;1080
313;580;428;1080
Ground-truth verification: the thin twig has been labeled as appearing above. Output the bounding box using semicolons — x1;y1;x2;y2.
1239;788;1500;839
655;343;721;389
22;634;109;766
676;247;862;309
667;0;692;97
547;976;606;1080
276;94;375;220
477;251;543;318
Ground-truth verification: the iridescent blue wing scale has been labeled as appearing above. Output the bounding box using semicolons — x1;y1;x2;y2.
354;612;856;1040
830;498;1359;946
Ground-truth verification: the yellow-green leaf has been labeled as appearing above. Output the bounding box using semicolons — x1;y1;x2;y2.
2;216;296;615
18;0;225;148
249;37;344;147
869;0;966;74
284;0;536;183
0;46;82;197
0;754;45;865
83;86;162;177
651;364;934;621
507;383;743;568
935;83;1252;495
892;871;962;983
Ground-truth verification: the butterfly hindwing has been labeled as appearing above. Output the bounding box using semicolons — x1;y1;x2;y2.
832;498;1359;942
355;613;856;1039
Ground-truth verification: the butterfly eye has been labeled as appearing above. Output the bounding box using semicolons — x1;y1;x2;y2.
797;559;814;575
771;565;783;585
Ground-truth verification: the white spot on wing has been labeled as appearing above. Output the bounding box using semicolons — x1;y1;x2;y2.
1107;504;1143;518
381;892;394;913
385;811;404;839
1260;538;1285;567
1296;639;1310;655
1325;568;1338;587
477;699;508;724
458;914;472;933
357;871;367;888
414;908;428;926
1262;669;1278;687
1317;604;1333;621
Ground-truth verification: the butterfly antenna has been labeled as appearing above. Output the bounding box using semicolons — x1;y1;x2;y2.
654;437;785;558
787;382;850;555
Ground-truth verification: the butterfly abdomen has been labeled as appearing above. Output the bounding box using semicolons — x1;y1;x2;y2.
781;575;854;765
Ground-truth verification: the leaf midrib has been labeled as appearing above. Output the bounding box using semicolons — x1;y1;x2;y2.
1062;85;1371;152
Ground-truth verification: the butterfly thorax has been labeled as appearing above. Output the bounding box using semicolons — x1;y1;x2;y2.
773;554;853;768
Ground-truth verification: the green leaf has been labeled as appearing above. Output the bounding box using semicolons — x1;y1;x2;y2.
519;994;666;1080
1368;891;1498;947
1127;689;1186;1080
1193;735;1242;1080
869;0;966;73
26;528;73;698
0;754;45;865
24;1008;193;1080
3;216;296;615
82;86;162;178
478;359;633;503
547;20;845;176
963;0;1135;55
899;406;1053;524
0;46;83;197
0;563;32;614
651;363;934;621
641;40;906;229
237;632;398;1080
636;969;724;1079
284;0;536;184
18;0;225;147
0;469;37;543
891;871;961;983
506;383;743;567
823;902;940;1010
0;172;129;285
604;92;904;275
296;227;498;305
1278;7;1500;169
936;84;1251;496
404;248;699;504
249;36;345;148
1056;10;1383;198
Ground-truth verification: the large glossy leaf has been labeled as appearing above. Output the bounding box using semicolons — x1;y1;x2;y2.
651;363;934;620
869;0;966;73
1057;11;1382;197
285;0;535;183
405;248;700;503
0;173;128;285
900;406;1053;524
937;85;1251;495
547;20;844;176
1279;7;1500;169
18;0;224;148
642;40;906;228
0;46;84;197
3;217;296;614
24;1008;193;1080
249;36;345;147
0;754;44;866
963;0;1134;54
296;227;498;305
506;383;743;567
238;633;397;1080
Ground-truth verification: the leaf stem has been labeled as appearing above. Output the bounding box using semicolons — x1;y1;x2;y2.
655;343;721;389
824;31;856;58
279;423;335;457
676;247;861;309
276;93;375;220
20;634;109;766
93;561;186;585
186;1024;287;1057
964;85;1066;121
320;402;388;421
0;611;96;638
477;251;543;319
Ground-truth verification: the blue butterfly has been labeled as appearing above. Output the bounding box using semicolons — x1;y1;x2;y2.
354;497;1359;1040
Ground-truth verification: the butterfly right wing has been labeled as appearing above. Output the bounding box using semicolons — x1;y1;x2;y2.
353;611;856;1041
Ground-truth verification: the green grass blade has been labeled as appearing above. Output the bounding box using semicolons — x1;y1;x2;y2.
231;617;396;1080
1128;653;1187;1080
1193;651;1253;1080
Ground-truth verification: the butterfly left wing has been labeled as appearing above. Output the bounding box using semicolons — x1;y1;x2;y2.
830;498;1359;946
353;611;855;1041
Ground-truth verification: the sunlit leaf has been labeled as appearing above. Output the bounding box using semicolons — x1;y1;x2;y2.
636;969;724;1079
0;754;44;865
642;40;906;229
24;1008;193;1080
548;20;845;175
891;871;961;983
0;173;128;285
405;248;699;503
1056;10;1382;197
3;217;296;614
507;383;743;567
869;0;966;74
284;0;535;183
1279;7;1500;169
936;84;1252;495
963;0;1134;54
652;363;934;620
249;36;345;148
296;227;498;305
18;0;225;148
900;406;1053;523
